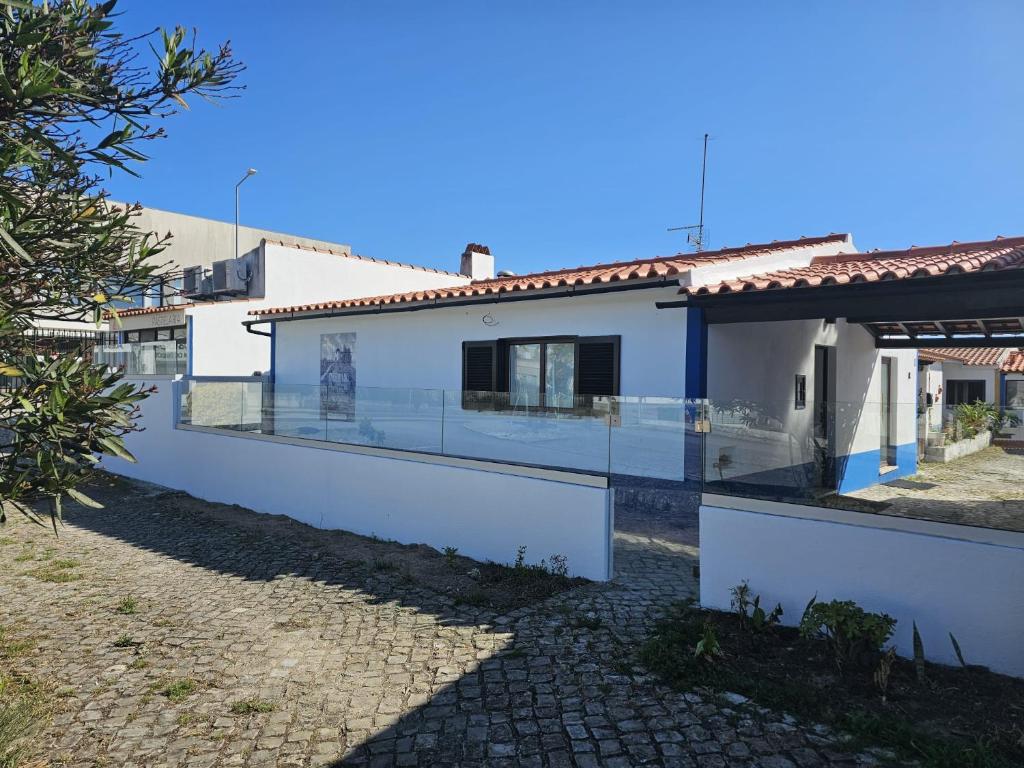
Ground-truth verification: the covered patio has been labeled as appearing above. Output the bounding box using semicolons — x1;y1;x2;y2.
678;236;1024;677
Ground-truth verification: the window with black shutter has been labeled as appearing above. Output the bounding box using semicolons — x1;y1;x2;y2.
462;341;497;409
576;336;620;397
461;335;619;410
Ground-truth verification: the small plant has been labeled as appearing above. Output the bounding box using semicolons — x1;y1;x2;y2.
113;633;139;648
547;554;568;578
912;622;926;683
693;623;723;662
229;698;275;715
949;633;967;668
799;599;896;671
116;596;138;615
514;545;527;569
874;646;897;702
371;557;398;572
442;546;458;569
730;581;783;635
128;657;148;671
572;613;602;630
159;678;197;702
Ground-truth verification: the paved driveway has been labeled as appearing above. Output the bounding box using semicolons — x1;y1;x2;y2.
1;478;871;767
847;445;1024;532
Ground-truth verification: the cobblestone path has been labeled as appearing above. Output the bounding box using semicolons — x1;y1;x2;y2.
0;478;879;767
848;444;1024;532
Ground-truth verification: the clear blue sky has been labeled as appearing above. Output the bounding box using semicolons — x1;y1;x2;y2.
111;1;1024;276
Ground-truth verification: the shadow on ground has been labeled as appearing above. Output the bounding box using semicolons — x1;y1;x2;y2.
17;475;857;767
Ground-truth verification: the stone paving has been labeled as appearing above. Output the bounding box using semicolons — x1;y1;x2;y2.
848;444;1024;532
0;477;880;767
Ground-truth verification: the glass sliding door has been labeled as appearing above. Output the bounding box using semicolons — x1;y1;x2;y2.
544;342;576;409
509;343;542;407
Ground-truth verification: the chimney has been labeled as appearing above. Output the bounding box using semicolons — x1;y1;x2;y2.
460;243;494;281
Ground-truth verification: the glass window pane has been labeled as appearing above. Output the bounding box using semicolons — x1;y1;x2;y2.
510;343;541;407
545;342;575;408
156;329;171;341
1007;381;1024;408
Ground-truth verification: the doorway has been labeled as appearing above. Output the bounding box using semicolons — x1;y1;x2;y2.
813;345;837;489
880;357;896;468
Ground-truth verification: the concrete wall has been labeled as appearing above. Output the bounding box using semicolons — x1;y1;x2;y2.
103;380;614;581
705;319;917;493
700;499;1024;678
186;242;470;376
127;204;353;272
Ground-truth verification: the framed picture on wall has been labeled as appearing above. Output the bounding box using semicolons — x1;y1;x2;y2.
320;332;356;421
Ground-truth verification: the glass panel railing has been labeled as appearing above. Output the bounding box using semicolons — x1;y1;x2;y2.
441;391;611;472
609;395;691;481
698;396;1023;534
94;339;187;375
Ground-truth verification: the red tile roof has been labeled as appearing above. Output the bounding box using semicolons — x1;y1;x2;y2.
264;239;463;277
1002;350;1024;373
251;234;851;317
918;347;1009;367
105;304;185;318
685;236;1024;295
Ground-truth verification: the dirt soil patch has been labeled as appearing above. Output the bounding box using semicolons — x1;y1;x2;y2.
641;601;1024;768
78;473;586;614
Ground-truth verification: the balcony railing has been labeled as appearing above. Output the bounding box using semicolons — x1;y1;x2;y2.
176;379;691;481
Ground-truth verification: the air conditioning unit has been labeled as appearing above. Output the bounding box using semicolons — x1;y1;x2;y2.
182;266;204;297
224;258;250;292
200;275;214;295
211;260;229;292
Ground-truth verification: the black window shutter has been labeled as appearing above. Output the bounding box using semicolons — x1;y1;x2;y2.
576;336;620;396
462;341;497;409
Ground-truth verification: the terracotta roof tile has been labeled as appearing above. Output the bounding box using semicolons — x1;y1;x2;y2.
250;234;851;317
1001;350;1024;373
918;347;1009;367
263;239;463;277
105;304;184;318
685;236;1024;296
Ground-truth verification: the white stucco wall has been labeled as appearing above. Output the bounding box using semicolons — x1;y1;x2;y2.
186;243;470;376
272;287;686;395
104;380;614;581
705;319;917;490
700;501;1024;678
270;288;689;478
939;361;1000;407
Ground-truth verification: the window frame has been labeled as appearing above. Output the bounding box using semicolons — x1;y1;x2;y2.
945;379;986;407
462;334;620;412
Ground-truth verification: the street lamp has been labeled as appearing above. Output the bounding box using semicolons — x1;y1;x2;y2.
235;168;257;260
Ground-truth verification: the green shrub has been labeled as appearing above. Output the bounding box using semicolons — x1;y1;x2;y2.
799;599;895;670
730;581;783;634
946;401;1019;441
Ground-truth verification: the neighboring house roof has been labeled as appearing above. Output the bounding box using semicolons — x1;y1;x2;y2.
684;236;1024;295
1001;350;1024;373
106;304;184;318
251;233;852;318
263;240;464;277
918;347;1009;367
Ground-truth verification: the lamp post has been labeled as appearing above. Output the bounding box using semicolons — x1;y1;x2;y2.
235;168;257;260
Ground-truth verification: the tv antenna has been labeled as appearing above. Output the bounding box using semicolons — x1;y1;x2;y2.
668;132;709;252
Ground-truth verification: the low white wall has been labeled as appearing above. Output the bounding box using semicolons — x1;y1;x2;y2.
104;380;613;581
700;499;1024;678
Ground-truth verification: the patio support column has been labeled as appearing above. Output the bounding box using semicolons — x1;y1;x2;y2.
685;307;707;399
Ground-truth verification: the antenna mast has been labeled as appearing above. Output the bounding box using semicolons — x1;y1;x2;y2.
668;132;710;252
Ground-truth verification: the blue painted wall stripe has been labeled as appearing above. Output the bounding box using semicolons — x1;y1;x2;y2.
685;307;707;399
186;316;193;376
836;443;917;494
